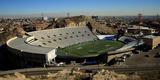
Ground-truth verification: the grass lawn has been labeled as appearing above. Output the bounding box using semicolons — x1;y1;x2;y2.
58;40;124;57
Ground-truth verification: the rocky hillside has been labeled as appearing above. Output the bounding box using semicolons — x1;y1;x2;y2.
88;20;117;34
55;15;117;34
0;23;26;44
1;69;158;80
0;15;117;44
0;70;139;80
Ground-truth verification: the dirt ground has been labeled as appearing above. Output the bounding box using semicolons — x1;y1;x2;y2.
1;69;160;80
1;49;160;80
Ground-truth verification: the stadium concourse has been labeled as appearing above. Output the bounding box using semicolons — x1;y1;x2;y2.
7;26;125;67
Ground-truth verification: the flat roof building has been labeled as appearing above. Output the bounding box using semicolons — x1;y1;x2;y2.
143;35;160;49
127;25;155;35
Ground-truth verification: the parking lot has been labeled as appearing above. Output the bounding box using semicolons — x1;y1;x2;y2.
114;48;160;67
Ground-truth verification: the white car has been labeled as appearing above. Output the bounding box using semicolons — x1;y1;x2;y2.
56;62;65;66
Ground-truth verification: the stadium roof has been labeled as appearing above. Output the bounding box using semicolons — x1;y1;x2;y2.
7;37;54;54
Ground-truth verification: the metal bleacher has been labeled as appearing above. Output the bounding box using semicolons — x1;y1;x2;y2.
27;27;98;48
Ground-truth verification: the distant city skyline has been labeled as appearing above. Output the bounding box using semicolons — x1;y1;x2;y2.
0;0;160;17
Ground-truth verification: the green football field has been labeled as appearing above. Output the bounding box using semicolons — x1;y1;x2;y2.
57;40;124;57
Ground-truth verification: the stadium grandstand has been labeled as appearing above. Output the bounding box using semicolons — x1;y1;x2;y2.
7;26;125;66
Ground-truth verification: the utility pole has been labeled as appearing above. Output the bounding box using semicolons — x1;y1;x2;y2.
67;12;70;17
156;14;159;21
41;12;44;20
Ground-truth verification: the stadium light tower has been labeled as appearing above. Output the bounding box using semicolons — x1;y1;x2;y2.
41;12;44;20
137;13;143;46
156;14;159;21
67;12;70;17
138;13;143;25
41;13;44;17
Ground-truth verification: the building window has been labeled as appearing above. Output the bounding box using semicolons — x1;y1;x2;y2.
48;41;52;43
60;34;62;35
88;34;90;36
72;32;75;34
53;39;56;41
64;37;67;39
34;38;38;40
59;38;62;40
41;37;45;39
38;45;42;47
84;31;87;33
70;36;73;38
78;31;81;33
53;35;56;37
76;35;79;37
47;36;51;38
43;43;46;45
82;34;84;37
66;33;69;34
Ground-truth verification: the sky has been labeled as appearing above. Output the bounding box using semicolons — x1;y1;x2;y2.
0;0;160;17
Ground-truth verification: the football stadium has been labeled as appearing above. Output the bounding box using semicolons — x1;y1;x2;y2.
7;26;128;66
